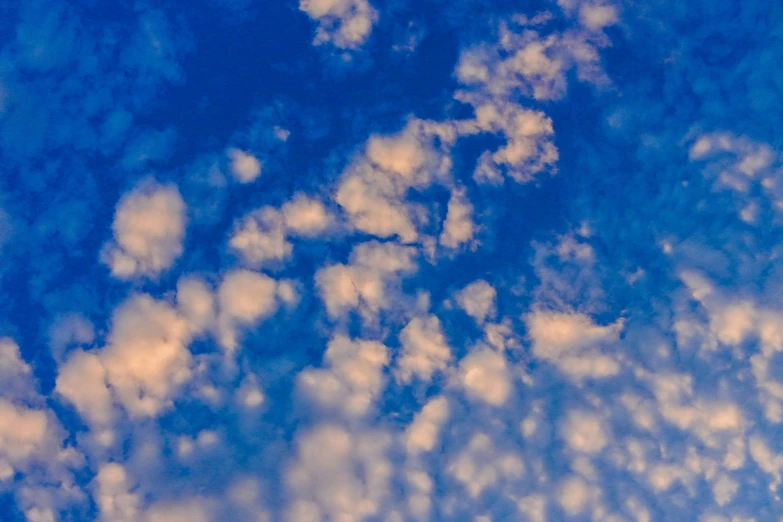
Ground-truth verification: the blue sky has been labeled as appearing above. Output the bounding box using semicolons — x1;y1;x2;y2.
1;0;782;520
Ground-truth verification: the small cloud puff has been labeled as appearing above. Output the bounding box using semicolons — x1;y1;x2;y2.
227;148;262;183
285;423;391;522
395;315;452;384
525;310;623;381
439;189;475;249
230;208;292;266
405;396;449;455
216;269;281;352
315;240;417;319
282;195;334;236
447;432;524;498
297;335;389;418
103;182;186;280
458;347;511;406
336;122;451;243
456;280;497;325
299;0;378;49
557;0;619;31
230;195;333;267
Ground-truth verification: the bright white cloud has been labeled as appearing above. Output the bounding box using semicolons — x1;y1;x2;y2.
561;409;608;454
93;463;140;522
229;208;292;266
56;350;113;427
299;0;378;48
525;310;623;381
216;269;280;351
315;240;417;319
285;424;391;522
103;182;186;279
396;315;452;384
282;195;333;236
439;189;475;249
297;335;389;418
227;148;262;183
404;396;449;455
0;400;50;480
456;280;496;325
458;347;511;406
101;295;194;418
447;432;524;498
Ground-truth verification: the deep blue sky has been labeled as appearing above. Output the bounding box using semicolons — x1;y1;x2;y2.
1;0;782;520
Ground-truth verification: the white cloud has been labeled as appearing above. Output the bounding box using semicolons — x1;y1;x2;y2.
0;338;37;401
93;463;139;522
395;315;452;384
315;240;417;319
176;277;215;335
335;122;452;243
557;475;591;515
227;148;262;183
447;432;524;498
216;269;280;351
103;182;186;279
525;310;623;381
456;280;496;325
144;497;215;522
229;208;292;266
299;0;378;48
0;400;49;481
230;194;334;267
557;0;619;31
439;189;475;249
282;195;333;236
579;3;618;30
285;424;391;522
405;396;449;455
297;335;389;418
101;295;194;418
458;348;511;406
55;350;113;427
561;410;608;454
0;340;76;499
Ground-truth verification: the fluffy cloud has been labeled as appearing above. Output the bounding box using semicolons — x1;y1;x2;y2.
439;189;475;249
447;432;524;498
102;182;186;279
8;0;783;519
404;396;449;456
229;208;292;266
297;335;389;418
335;122;452;243
230;196;333;267
525;310;623;381
93;463;140;522
455;280;496;325
227;148;262;183
285;424;392;521
395;315;452;384
315;240;417;319
299;0;378;48
281;195;333;237
97;295;194;418
457;347;511;406
216;269;280;351
561;409;608;454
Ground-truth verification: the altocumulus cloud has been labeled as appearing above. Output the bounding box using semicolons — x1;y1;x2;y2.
1;0;783;520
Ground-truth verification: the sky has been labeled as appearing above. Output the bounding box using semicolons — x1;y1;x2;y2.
0;0;782;520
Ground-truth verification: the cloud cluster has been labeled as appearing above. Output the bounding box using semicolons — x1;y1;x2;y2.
299;0;378;48
6;0;783;520
102;182;186;280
